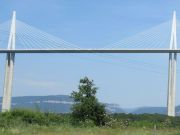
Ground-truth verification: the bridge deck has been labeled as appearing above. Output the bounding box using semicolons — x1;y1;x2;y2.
0;49;180;53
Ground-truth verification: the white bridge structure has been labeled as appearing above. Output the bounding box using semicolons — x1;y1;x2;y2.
0;11;179;117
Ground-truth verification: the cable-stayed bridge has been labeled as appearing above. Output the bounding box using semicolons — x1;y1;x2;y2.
0;11;179;117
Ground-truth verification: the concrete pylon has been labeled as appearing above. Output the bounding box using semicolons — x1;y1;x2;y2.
2;11;16;112
167;11;177;117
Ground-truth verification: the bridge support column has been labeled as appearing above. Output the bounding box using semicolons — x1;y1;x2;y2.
167;53;177;116
2;11;16;112
167;11;177;117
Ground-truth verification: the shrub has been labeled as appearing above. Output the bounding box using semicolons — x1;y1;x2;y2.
0;109;71;128
71;77;107;126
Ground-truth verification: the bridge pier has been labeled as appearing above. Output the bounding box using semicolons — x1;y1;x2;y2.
167;53;177;116
2;11;16;112
2;53;15;112
167;11;177;117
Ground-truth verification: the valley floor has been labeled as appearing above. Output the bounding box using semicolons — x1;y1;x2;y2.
0;126;180;135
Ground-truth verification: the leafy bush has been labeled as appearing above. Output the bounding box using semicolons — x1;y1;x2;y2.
71;77;107;126
0;109;70;128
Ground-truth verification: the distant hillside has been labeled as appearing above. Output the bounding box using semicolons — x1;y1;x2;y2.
0;95;124;113
0;95;179;115
105;103;124;113
131;106;180;116
175;106;180;116
132;107;167;114
0;95;73;113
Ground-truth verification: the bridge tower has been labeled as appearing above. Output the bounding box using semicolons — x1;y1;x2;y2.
167;11;177;117
2;11;16;112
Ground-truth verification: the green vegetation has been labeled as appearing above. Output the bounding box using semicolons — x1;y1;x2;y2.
0;77;180;134
0;126;180;135
71;77;107;126
0;109;180;129
0;109;180;134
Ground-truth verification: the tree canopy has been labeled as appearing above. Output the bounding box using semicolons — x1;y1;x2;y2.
71;77;107;126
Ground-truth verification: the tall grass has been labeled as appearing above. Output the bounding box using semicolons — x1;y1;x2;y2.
0;109;180;135
0;126;179;135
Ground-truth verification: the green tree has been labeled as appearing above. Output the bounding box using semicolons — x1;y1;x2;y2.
71;77;107;126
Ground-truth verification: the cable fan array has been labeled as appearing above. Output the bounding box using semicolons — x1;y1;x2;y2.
0;19;176;49
0;19;180;76
103;20;172;49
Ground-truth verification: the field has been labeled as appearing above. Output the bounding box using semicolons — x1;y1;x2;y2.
0;126;180;135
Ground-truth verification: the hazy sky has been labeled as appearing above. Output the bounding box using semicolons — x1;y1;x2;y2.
0;0;180;108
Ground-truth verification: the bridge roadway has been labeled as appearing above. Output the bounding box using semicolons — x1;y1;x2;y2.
0;49;180;53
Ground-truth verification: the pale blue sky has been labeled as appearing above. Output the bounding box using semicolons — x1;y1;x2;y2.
0;0;180;108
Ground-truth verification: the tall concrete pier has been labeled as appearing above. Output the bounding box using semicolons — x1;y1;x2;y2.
2;11;16;112
167;11;177;117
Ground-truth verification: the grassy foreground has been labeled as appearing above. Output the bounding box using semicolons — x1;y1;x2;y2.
0;126;180;135
1;109;180;135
